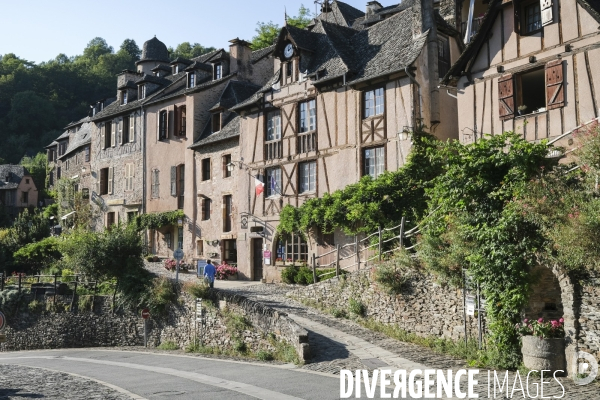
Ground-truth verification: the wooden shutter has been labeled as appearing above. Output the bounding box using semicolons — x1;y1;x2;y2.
170;166;177;196
498;74;515;120
111;121;116;147
168;110;173;138
108;167;114;194
119;119;123;145
100;123;106;150
174;105;179;136
99;170;105;194
130;115;135;143
541;0;553;26
546;59;564;110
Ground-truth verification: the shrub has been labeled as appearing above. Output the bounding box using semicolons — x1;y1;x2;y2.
295;266;314;285
0;289;25;315
145;277;178;316
216;263;238;280
164;259;177;271
374;250;417;294
330;308;347;318
281;266;298;284
233;339;247;353
256;350;274;361
183;281;210;299
27;299;43;314
157;341;179;350
348;297;366;317
146;255;156;262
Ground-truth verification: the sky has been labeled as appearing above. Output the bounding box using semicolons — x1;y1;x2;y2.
0;0;368;64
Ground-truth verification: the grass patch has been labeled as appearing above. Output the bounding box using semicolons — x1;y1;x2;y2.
157;340;180;350
330;307;348;318
348;298;366;317
183;281;211;299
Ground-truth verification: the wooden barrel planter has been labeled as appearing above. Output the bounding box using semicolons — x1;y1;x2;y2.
521;336;566;373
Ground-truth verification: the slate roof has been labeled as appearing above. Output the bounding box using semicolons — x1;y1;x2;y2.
171;57;192;65
211;80;262;110
230;71;280;111
192;114;241;148
251;45;275;63
45;141;58;149
0;165;29;190
139;37;169;63
185;61;212;72
316;1;365;28
58;121;93;160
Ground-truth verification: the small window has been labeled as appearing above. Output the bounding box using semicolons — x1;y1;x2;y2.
266;167;282;197
122;116;130;144
438;36;450;78
22;192;28;204
364;88;384;118
187;72;195;88
196;239;204;256
299;100;316;133
214;63;222;80
121;90;127;105
100;167;109;195
223;154;232;178
139;84;146;99
85;146;90;162
299;161;317;193
177;106;187;137
173;64;179;75
201;198;211;220
201;158;211;181
127;211;138;222
277;234;308;262
106;212;116;228
159;110;167;140
516;68;546;115
57;167;61;179
524;2;542;34
125;163;134;191
286;62;293;81
223;195;233;232
165;231;172;248
266;110;281;141
177;164;185;210
212;113;221;133
25;179;29;184
363;146;385;178
177;227;183;249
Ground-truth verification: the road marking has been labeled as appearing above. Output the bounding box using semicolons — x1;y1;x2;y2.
0;356;304;400
1;363;147;399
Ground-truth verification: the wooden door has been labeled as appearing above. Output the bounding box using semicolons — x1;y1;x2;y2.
252;238;263;281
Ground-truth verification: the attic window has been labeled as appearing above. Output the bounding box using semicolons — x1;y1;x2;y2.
212;113;222;133
214;64;222;80
121;90;128;105
173;64;179;75
187;72;195;88
139;85;146;99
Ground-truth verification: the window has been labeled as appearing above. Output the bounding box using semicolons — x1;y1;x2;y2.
266;167;282;197
175;106;186;137
165;232;172;248
100;167;109;195
139;84;146;99
212;113;221;133
187;72;195;88
159;111;167;140
127;211;138;222
151;169;160;198
299;100;316;133
106;212;116;228
438;36;450;78
201;158;211;181
223;154;232;178
364;88;384;118
173;64;179;75
363;146;385;178
223;195;233;232
524;2;542;33
25;179;29;184
85;146;90;162
196;240;204;256
22;191;28;204
57;167;61;179
286;62;293;82
82;188;90;200
299;161;316;193
266;110;281;141
214;63;222;80
223;239;237;263
516;68;546;115
276;234;308;263
121;90;127;105
129;115;135;142
201;198;211;220
102;122;112;149
177;164;185;209
122;116;130;144
177;227;183;249
125;163;134;191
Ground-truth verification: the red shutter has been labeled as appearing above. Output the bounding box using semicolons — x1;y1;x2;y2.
546;59;565;110
498;74;515;120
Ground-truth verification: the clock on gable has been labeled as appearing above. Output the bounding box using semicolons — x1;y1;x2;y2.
284;43;294;59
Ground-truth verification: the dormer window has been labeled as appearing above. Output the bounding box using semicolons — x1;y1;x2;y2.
187;72;195;89
139;84;146;99
214;64;222;80
173;64;179;75
121;90;128;105
212;113;221;133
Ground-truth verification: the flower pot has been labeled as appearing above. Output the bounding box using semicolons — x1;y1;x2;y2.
521;336;566;373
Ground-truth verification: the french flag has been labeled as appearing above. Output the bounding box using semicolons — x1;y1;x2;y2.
255;176;264;196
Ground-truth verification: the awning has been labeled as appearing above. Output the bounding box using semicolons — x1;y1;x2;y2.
61;211;76;220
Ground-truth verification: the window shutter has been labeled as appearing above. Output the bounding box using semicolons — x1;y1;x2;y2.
201;198;206;219
174;105;179;136
498;74;515;120
108;167;114;194
101;124;106;150
130;115;135;143
541;0;553;26
119;119;124;145
129;164;134;191
168;110;173;138
99;170;104;194
171;166;177;196
546;59;564;110
111;121;116;147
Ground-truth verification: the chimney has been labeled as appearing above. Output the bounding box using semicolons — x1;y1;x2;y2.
321;0;332;12
366;1;383;16
229;38;253;81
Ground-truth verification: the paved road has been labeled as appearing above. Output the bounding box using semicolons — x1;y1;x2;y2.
0;349;344;399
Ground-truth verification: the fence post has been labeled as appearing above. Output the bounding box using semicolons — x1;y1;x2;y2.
378;227;382;262
312;253;317;284
18;274;22;294
53;274;57;303
71;276;78;312
355;236;360;271
336;244;341;278
399;216;405;249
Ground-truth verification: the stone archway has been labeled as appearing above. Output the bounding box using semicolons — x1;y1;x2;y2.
524;264;579;376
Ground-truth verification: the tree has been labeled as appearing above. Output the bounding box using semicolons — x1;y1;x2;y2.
20;152;47;198
169;42;216;60
250;5;314;50
81;37;114;63
119;39;141;60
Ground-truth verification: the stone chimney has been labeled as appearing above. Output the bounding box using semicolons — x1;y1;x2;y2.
229;38;253;81
366;1;383;16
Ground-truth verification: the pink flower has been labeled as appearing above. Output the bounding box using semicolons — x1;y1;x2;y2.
559;318;564;323
538;318;544;323
523;319;528;324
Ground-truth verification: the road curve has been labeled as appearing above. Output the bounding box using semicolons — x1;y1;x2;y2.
0;349;341;400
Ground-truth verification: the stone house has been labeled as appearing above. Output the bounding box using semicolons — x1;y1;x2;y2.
0;165;38;217
441;0;600;150
231;0;462;281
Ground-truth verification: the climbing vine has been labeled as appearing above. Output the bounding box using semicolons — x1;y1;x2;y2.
134;210;184;230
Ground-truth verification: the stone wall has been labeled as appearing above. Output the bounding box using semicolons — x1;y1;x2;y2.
0;290;309;362
288;269;483;341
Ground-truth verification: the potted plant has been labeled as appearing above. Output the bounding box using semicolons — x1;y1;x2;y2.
518;105;528;116
163;258;177;272
275;257;285;266
517;317;566;373
216;263;238;280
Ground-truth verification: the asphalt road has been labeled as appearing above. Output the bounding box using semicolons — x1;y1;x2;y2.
0;349;344;400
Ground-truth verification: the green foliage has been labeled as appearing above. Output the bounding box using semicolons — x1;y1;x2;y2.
183;281;210;299
374;250;418;295
0;289;26;316
134;210;184;230
20;152;48;197
330;307;348;318
250;5;314;50
168;42;216;60
256;350;274;361
55;178;96;229
348;298;366;317
233;339;247;353
0;208;51;272
280;265;297;284
144;277;178;316
223;310;252;333
157;340;180;350
281;265;344;284
13;236;61;271
27;299;43;314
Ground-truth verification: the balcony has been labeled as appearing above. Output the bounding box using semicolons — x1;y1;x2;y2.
265;140;283;160
297;131;316;154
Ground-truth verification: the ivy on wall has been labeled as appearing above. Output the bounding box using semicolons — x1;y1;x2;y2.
134;210;184;231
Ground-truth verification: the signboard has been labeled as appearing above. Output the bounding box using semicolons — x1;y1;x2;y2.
263;251;271;258
141;308;150;319
466;295;476;316
173;249;184;260
195;299;203;322
0;311;5;331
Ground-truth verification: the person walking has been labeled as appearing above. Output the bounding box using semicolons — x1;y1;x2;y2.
203;260;216;288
